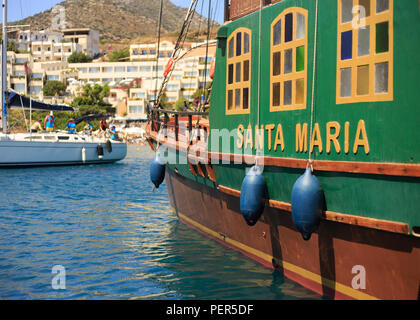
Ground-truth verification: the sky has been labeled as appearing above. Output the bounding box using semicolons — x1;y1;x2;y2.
0;0;224;24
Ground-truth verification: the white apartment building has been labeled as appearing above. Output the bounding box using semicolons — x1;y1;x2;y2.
99;42;216;119
130;40;175;61
7;28;98;62
5;50;77;98
32;41;83;62
62;28;100;58
7;29;63;53
2;38;216;121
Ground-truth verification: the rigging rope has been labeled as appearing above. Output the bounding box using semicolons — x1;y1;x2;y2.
154;0;164;103
308;0;319;168
155;0;200;108
202;0;212;108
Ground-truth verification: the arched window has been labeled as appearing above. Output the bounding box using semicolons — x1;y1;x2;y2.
337;0;393;103
270;8;308;112
226;28;251;115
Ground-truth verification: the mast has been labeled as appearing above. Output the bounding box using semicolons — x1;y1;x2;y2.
1;0;7;134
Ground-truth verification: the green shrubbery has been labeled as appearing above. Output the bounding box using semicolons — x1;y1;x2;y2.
67;52;94;63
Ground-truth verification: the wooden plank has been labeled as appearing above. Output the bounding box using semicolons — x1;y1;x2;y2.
147;130;420;178
217;184;410;235
206;164;216;182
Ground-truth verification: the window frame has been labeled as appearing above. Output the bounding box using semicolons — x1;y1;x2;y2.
226;27;252;115
270;7;308;112
336;0;393;104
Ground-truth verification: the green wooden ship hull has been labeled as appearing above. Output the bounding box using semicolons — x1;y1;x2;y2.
147;0;420;299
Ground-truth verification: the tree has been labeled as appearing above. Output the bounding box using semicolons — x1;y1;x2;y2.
7;41;19;53
192;83;212;101
43;81;67;97
108;48;130;62
81;84;110;105
175;97;189;112
159;93;171;110
68;51;93;63
72;83;114;116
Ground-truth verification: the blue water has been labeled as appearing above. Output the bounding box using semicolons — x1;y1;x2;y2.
0;146;322;300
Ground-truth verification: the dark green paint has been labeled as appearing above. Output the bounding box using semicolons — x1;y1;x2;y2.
165;0;420;233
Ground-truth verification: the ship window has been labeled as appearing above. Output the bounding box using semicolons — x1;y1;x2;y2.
228;64;234;84
375;62;388;93
341;30;353;60
244;33;250;54
360;0;371;16
273;52;281;76
243;60;250;81
270;8;308;112
376;21;389;53
297;13;306;40
228;38;234;58
358;26;370;57
337;0;393;104
226;28;252;115
341;0;353;23
273;21;281;46
376;0;389;13
285;13;293;43
236;33;242;56
340;68;352;97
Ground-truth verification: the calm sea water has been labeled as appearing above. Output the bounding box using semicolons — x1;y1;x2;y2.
0;145;322;300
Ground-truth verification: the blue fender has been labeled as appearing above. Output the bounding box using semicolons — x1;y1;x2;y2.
240;166;266;226
291;168;324;241
150;153;166;189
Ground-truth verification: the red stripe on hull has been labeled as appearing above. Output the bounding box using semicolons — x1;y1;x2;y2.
165;168;420;300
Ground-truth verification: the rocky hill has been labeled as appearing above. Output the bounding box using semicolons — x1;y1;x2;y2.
11;0;218;42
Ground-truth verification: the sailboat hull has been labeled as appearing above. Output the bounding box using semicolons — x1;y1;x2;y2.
0;137;127;167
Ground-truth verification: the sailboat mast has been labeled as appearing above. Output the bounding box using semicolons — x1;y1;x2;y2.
1;0;7;134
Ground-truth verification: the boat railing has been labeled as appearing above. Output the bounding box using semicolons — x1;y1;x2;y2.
149;107;209;143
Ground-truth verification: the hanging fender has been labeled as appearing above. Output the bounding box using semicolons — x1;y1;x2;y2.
106;140;113;153
240;166;267;226
150;153;166;189
291;168;324;241
163;57;175;78
81;147;86;163
97;144;104;159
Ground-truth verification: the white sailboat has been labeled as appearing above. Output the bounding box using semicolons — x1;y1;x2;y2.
0;0;127;168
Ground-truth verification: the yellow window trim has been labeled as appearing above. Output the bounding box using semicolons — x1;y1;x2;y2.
226;27;252;115
336;0;393;104
270;7;308;112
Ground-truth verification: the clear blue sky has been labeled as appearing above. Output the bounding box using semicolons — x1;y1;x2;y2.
0;0;224;24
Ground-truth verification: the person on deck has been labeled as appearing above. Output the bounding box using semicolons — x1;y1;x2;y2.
110;126;117;140
66;119;77;134
84;122;93;136
100;119;108;132
44;112;55;132
99;119;108;138
31;119;43;133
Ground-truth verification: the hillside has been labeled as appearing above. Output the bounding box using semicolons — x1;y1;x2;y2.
11;0;219;42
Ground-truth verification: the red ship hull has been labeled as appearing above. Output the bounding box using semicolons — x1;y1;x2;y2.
165;167;420;300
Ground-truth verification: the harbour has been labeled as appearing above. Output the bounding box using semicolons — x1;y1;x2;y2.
0;0;419;303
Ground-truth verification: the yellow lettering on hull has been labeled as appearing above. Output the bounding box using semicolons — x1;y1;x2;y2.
235;121;369;156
